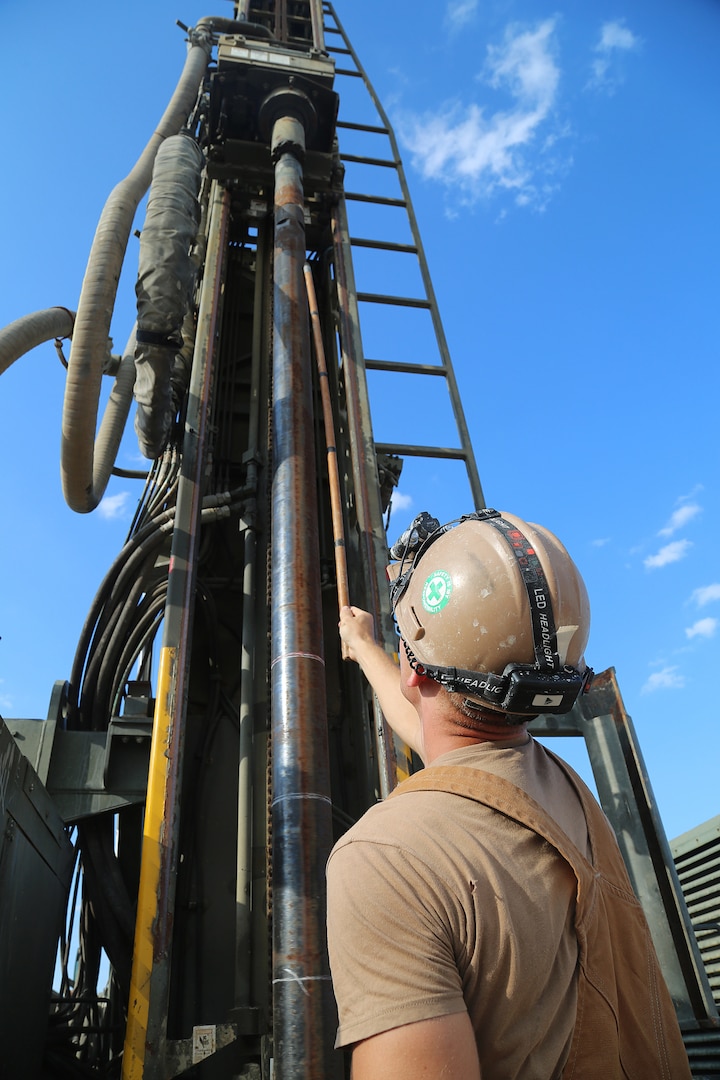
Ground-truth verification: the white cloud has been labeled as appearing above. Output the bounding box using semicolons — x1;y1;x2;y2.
98;491;131;520
644;539;692;570
658;502;701;537
486;19;559;103
399;19;563;209
390;491;413;512
588;20;641;93
599;22;640;51
446;0;477;29
592;537;610;547
692;583;720;607
685;618;718;640
641;666;685;694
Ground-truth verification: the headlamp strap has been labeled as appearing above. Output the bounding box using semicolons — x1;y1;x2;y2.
483;516;561;674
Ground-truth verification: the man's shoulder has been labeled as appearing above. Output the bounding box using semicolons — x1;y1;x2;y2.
327;773;511;875
330;741;541;860
329;791;420;859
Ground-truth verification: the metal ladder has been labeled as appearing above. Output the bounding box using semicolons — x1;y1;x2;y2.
323;2;485;513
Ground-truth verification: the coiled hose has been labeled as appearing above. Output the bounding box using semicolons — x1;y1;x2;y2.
61;25;212;513
0;306;75;375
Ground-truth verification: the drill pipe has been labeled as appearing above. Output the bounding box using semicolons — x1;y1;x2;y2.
269;113;339;1080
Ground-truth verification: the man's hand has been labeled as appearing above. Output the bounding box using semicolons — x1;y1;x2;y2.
337;605;424;760
338;605;376;663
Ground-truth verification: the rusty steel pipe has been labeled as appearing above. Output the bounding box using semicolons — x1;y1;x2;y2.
303;262;350;615
269;114;339;1080
330;199;398;798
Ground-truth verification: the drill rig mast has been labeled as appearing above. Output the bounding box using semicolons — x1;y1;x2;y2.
0;4;481;1076
0;3;717;1078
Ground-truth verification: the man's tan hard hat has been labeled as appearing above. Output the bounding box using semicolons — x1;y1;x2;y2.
392;512;591;682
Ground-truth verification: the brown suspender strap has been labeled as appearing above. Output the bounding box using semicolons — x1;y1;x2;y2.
389;762;593;874
389;761;692;1080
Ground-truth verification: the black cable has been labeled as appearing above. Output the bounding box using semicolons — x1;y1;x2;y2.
125;444;179;540
69;511;175;722
80;574;150;730
89;564;166;728
107;591;167;718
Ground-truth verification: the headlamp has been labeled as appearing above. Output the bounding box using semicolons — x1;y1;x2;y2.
400;636;593;716
389;509;593;717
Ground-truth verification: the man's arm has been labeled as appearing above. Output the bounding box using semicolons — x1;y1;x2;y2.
338;605;423;759
350;1013;481;1080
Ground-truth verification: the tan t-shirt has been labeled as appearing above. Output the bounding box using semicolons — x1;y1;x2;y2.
326;736;590;1078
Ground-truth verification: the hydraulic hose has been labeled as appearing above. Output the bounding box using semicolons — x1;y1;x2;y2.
134;133;204;458
92;329;138;504
2;322;139;535
61;25;212;513
0;306;74;375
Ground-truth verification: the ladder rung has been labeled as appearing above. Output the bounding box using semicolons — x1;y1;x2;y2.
365;359;445;375
374;443;469;461
335;68;363;78
327;46;351;55
345;192;406;208
350;237;417;254
357;292;431;310
337;120;388;135
341;153;397;168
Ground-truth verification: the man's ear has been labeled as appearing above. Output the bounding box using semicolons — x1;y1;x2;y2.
406;667;443;701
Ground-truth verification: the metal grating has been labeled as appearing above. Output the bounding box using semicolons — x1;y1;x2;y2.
683;1028;720;1079
672;816;720;1011
672;817;720;1075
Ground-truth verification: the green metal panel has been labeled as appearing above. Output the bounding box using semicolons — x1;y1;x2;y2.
0;720;75;1080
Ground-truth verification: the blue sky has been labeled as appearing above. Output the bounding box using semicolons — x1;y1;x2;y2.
1;0;718;841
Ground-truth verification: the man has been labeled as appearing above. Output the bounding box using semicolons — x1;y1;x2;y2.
326;509;691;1079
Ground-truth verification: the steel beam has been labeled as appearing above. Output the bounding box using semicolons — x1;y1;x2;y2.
330;195;408;797
122;182;231;1080
535;670;718;1028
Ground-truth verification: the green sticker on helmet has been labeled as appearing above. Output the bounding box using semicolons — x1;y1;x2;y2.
422;570;452;613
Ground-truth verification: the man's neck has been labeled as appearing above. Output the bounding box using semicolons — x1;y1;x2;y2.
421;722;529;764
